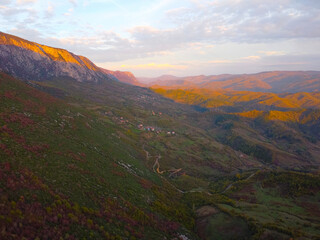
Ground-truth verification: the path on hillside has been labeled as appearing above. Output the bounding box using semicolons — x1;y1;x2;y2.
142;144;150;160
153;155;165;174
142;144;260;196
222;170;259;193
168;168;182;178
143;144;165;174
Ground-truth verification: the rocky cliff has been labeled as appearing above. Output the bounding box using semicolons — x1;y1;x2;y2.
0;32;136;84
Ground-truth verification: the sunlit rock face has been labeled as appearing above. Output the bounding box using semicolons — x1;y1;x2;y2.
0;32;113;83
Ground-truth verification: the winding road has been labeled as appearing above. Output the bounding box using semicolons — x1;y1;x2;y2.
142;144;260;195
153;154;165;174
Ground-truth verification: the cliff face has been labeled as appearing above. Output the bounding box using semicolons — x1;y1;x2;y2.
0;32;134;84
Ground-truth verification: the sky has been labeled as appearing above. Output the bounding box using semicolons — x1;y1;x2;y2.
1;0;320;77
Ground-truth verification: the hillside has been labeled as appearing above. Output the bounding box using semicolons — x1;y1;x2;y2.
2;70;320;239
33;74;320;171
0;72;203;239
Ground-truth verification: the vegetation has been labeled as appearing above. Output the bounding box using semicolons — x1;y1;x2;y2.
1;71;320;239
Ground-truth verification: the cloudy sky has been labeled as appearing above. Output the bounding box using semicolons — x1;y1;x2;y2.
1;0;320;77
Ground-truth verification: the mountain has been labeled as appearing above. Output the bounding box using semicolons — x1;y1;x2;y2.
144;71;320;93
0;31;138;85
140;74;235;87
138;75;181;84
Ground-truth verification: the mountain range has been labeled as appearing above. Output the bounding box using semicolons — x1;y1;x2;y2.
151;88;320;113
142;71;320;93
1;31;320;240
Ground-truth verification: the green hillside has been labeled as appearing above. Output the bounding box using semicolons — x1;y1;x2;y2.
0;72;201;239
1;72;320;239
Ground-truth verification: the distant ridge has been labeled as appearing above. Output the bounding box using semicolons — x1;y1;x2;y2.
142;71;320;93
138;75;181;83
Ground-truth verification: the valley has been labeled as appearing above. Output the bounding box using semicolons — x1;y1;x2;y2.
0;32;320;240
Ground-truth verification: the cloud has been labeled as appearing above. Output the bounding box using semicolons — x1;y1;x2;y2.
9;27;43;43
45;0;318;63
68;0;77;7
0;0;10;6
262;54;320;69
163;54;320;76
45;2;54;18
0;0;38;21
208;60;233;64
64;8;74;16
119;63;187;70
17;0;37;5
186;0;320;41
92;0;320;61
259;51;285;56
242;56;261;60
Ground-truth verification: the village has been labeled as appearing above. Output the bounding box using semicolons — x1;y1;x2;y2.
137;123;176;135
101;110;177;136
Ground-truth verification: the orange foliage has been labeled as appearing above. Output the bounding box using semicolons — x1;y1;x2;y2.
151;88;320;110
266;110;304;122
236;110;264;119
